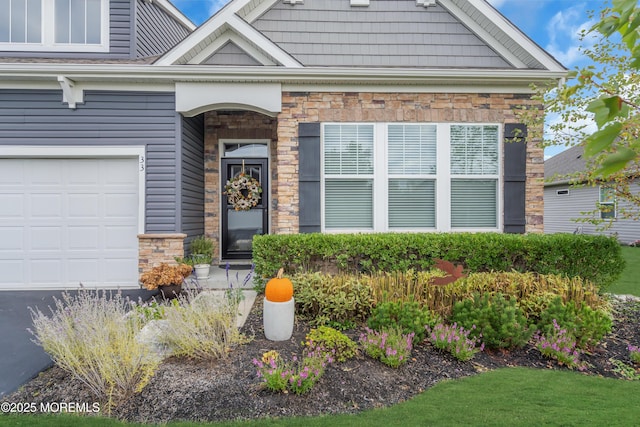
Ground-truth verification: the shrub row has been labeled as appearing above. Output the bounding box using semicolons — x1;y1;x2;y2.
253;233;624;291
292;270;609;330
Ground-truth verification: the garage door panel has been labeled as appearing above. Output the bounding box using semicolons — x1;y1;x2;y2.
0;194;24;217
104;259;138;282
105;193;138;218
31;260;62;284
68;194;100;217
68;259;100;284
0;157;140;289
68;226;100;250
31;161;63;185
30;227;62;251
0;227;23;250
31;194;63;218
0;161;24;184
68;160;100;185
105;226;138;250
0;260;24;284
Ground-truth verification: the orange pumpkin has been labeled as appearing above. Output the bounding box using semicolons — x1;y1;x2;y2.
265;268;293;302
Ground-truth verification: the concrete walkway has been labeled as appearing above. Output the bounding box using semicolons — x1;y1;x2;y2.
0;266;257;398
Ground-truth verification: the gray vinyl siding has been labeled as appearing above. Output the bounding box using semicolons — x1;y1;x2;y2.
135;0;191;58
0;89;180;233
0;0;133;59
252;0;511;68
180;114;205;251
203;41;263;66
544;183;640;244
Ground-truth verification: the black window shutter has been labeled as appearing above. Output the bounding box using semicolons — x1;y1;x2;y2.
503;123;527;234
298;122;321;233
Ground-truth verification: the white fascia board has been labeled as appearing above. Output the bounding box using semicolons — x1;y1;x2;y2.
153;0;196;31
0;64;566;86
446;0;566;72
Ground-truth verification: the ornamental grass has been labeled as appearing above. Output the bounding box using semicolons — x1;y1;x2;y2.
29;291;161;408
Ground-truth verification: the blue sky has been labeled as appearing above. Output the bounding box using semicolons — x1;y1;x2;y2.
171;0;609;158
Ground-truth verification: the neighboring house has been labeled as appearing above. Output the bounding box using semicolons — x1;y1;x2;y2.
0;0;565;290
544;144;639;244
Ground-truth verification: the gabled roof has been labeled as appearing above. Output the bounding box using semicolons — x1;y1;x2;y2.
544;145;586;185
155;0;566;72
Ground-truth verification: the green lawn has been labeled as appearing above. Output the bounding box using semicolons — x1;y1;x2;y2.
3;368;640;427
609;246;640;297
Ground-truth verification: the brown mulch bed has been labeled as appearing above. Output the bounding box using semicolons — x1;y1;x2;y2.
7;297;640;424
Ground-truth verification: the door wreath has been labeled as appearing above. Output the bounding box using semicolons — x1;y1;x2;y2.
224;171;262;211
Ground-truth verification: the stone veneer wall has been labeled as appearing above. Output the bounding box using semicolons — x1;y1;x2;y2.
204;111;278;261
138;233;187;274
276;92;545;234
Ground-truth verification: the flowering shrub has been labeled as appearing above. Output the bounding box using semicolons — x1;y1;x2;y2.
534;319;585;370
359;327;414;368
426;323;484;361
139;263;193;290
629;345;640;364
252;348;334;395
629;240;640;247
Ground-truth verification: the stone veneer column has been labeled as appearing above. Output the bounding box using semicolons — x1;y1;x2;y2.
137;233;187;274
276;92;544;234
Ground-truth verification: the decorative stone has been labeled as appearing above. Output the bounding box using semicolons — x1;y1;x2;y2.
263;297;295;341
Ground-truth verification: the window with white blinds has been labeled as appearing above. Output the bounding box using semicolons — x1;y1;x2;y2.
387;124;437;228
450;125;499;229
324;124;375;229
321;123;501;231
451;125;499;175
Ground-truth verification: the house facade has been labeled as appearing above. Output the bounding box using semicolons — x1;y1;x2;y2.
544;145;639;244
0;0;565;290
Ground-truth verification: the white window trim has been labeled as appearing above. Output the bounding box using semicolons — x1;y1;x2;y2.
0;0;109;52
599;185;617;220
320;123;502;233
0;145;146;233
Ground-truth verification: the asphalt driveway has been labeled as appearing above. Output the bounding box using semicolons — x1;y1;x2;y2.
0;289;154;398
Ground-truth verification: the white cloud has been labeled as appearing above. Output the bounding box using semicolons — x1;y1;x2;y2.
544;6;596;67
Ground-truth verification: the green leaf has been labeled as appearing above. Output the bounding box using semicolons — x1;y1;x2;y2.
596;147;638;177
586;96;628;128
584;122;623;157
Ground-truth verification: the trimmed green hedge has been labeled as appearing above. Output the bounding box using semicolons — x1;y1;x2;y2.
252;233;625;291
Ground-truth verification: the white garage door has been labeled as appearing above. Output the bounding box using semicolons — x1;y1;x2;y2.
0;158;140;290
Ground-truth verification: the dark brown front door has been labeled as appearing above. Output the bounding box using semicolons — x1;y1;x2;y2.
221;158;268;260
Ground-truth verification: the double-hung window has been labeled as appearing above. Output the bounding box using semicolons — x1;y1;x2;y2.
387;124;437;228
599;186;616;219
450;125;499;228
0;0;108;51
322;123;501;232
323;124;375;229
